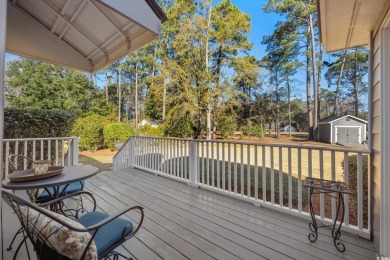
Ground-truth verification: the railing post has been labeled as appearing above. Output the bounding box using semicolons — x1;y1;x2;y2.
72;137;79;165
189;140;198;188
113;153;118;171
128;137;135;168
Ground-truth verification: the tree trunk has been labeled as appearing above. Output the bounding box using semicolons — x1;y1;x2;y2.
334;54;346;116
275;69;279;138
151;45;156;88
162;78;167;121
353;49;359;116
306;34;314;140
205;1;213;140
207;105;212;140
309;14;318;141
105;72;109;104
287;76;291;138
135;63;138;129
93;74;97;88
125;97;129;123
117;69;121;122
317;43;323;121
274;120;277;138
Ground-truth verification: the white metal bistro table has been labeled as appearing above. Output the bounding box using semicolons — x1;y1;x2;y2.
2;165;98;191
3;165;98;206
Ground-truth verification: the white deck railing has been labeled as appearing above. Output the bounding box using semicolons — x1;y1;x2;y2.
3;137;79;176
113;136;371;238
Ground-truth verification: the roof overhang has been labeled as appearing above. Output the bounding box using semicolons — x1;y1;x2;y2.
318;115;368;125
6;0;166;73
318;0;389;53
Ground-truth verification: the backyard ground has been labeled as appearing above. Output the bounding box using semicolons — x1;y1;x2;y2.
230;133;366;149
79;149;116;173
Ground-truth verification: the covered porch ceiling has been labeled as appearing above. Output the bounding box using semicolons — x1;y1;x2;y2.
6;0;167;73
318;0;389;53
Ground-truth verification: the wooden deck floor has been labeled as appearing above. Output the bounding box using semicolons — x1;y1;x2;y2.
4;168;377;260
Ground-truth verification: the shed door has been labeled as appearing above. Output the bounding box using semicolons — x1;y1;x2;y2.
336;127;360;144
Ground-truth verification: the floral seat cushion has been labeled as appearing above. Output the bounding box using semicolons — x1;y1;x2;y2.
20;206;97;260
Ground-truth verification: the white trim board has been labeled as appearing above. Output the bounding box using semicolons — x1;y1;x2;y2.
380;25;390;257
0;0;6;257
334;126;362;143
330;124;333;143
318;115;368;124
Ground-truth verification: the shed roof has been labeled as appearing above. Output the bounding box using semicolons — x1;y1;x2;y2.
318;115;368;124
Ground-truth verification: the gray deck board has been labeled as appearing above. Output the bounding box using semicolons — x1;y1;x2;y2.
124;168;374;250
100;169;375;259
3;203;37;260
88;178;270;260
113;168;375;259
2;168;377;260
100;174;331;260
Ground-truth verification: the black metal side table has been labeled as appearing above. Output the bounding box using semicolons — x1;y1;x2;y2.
304;177;351;252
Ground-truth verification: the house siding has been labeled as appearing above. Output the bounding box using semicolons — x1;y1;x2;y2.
318;124;331;143
371;29;381;252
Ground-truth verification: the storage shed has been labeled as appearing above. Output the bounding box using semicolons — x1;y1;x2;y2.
318;115;368;145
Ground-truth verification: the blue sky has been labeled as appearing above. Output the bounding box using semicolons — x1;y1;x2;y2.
221;0;332;98
228;0;280;58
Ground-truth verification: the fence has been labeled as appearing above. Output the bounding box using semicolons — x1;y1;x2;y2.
113;136;371;239
3;137;79;176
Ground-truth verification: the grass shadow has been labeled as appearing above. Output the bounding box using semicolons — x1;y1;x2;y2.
79;154;112;173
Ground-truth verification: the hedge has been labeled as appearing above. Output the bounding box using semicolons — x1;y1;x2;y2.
342;154;369;228
136;124;164;137
103;123;134;149
71;115;106;151
4;108;75;139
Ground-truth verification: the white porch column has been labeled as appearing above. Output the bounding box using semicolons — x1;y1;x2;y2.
0;0;7;257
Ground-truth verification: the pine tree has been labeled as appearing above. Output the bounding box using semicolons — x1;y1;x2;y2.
324;48;368;117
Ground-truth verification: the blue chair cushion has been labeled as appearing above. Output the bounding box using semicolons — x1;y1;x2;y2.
38;181;84;202
75;211;133;256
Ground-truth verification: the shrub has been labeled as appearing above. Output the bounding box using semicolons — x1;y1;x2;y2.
217;115;237;138
136;124;164;137
342;154;369;228
71;114;106;151
103;123;134;149
163;105;194;138
240;121;264;137
4;108;75;139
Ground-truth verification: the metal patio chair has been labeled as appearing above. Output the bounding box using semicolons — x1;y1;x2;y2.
6;154;96;255
2;189;144;260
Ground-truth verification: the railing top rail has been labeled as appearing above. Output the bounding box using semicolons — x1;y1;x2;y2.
3;137;78;142
130;136;371;154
